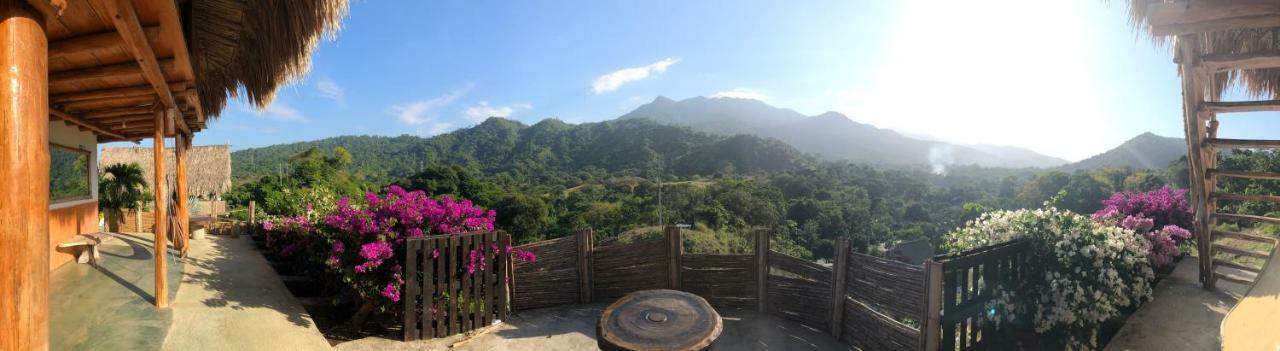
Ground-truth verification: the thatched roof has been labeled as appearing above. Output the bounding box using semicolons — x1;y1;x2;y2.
189;0;350;118
1122;0;1280;100
100;145;232;199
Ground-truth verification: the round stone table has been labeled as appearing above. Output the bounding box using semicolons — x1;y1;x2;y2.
597;289;723;351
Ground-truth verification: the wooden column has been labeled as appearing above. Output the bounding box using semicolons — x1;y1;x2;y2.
666;226;682;290
576;228;594;303
830;238;850;339
1175;34;1213;289
175;127;189;256
755;229;769;313
153;109;169;308
0;3;48;349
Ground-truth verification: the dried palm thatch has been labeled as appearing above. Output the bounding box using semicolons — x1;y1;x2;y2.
189;0;350;118
100;145;231;199
1121;0;1280;100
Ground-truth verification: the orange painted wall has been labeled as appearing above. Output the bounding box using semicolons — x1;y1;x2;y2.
48;201;98;271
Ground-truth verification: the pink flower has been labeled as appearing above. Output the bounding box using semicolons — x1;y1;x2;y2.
262;221;274;231
381;282;401;302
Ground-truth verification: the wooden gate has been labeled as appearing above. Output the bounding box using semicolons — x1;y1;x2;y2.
923;240;1028;351
402;231;511;341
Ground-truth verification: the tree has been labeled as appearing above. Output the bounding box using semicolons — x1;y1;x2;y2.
98;163;151;232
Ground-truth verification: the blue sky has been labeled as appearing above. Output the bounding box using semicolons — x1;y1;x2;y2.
169;0;1279;162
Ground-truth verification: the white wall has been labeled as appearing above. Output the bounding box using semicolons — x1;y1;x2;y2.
48;121;98;210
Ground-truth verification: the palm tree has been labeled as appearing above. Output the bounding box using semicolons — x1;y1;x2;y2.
99;163;151;232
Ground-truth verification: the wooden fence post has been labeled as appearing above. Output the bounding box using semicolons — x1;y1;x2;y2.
135;209;142;232
248;200;256;225
830;238;850;339
577;228;594;303
666;226;682;290
921;259;944;351
756;229;770;313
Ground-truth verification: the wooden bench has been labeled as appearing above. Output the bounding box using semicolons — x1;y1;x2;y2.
57;232;114;266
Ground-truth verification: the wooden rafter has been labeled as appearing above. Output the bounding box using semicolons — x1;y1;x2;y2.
98;0;189;136
1207;168;1280;181
52;84;158;103
1201;51;1280;72
1147;0;1280;36
83;106;155;119
49;108;125;139
1201;100;1280;113
1205;138;1280;149
50;59;175;86
48;26;159;61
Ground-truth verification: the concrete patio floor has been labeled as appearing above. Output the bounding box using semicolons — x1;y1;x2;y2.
1105;257;1248;351
49;232;183;351
161;234;331;350
336;304;851;351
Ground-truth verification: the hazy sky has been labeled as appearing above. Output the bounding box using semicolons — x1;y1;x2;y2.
166;0;1280;162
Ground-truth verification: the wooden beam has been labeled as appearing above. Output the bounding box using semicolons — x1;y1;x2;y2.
92;114;153;124
51;83;169;103
175;133;190;257
1207;168;1280;181
1212;230;1277;245
1201;51;1280;72
1213;271;1256;285
1212;242;1271;259
49;108;126;139
1213;258;1263;274
47;26;159;61
80;105;153;119
58;94;156;112
152;109;169;308
0;3;50;349
1212;192;1280;204
154;0;192;81
49;58;174;86
1214;212;1280;226
1201;100;1280;113
1205;138;1280;149
1176;34;1214;289
1148;1;1280;36
99;0;178;110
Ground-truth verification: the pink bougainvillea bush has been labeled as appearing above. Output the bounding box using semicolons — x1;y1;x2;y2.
1091;186;1194;267
262;185;535;322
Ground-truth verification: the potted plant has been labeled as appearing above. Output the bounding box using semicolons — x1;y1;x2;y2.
98;163;151;232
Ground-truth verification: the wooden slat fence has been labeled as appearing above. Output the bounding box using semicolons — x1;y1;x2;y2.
592;239;670;301
511;235;578;311
402;231;510;341
923;240;1028;351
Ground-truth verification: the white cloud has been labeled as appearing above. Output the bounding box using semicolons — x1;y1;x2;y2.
316;76;345;104
710;88;769;102
390;86;470;125
243;102;307;121
464;102;532;123
418;122;454;136
592;58;680;94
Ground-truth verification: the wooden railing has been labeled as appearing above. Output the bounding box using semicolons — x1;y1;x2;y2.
402;231;511;341
921;240;1029;351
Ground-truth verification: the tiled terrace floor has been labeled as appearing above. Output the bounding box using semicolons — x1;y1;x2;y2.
336;304;851;351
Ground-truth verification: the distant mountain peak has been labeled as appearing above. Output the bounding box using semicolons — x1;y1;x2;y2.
1064;132;1185;170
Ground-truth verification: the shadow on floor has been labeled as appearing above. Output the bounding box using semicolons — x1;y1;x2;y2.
174;234;315;328
49;232;183;351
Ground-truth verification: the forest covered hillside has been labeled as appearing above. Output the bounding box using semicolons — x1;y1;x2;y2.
1063;132;1186;171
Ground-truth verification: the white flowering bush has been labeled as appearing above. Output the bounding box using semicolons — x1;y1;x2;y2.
944;206;1155;350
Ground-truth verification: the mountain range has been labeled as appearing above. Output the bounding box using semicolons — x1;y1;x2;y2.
620;96;1070;169
1062;132;1186;171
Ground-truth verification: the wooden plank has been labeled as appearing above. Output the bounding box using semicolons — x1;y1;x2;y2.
47;26;158;62
1214;271;1256;285
1212;192;1280;204
48;108;125;139
1201;51;1280;72
1208;168;1280;181
1205;138;1280;149
667;226;682;289
755;230;769;313
577;229;593;304
464;234;475;332
1147;0;1280;36
483;232;495;326
829;238;849;339
1213;229;1277;245
404;239;419;341
1213;258;1263;274
498;232;510;321
1202;100;1280;113
433;238;445;338
1213;242;1271;259
98;0;177;110
921;260;943;351
1214;212;1280;226
49;56;171;87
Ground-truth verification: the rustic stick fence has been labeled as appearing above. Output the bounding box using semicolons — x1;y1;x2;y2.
505;227;934;350
402;231;510;341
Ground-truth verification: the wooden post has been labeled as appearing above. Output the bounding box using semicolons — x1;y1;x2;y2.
830;238;850;339
498;232;511;321
175;128;190;254
0;3;48;349
576;228;594;303
1175;34;1214;289
153;109;169;308
134;209;142;232
248;200;256;225
921;259;944;351
666;226;682;290
755;229;770;313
